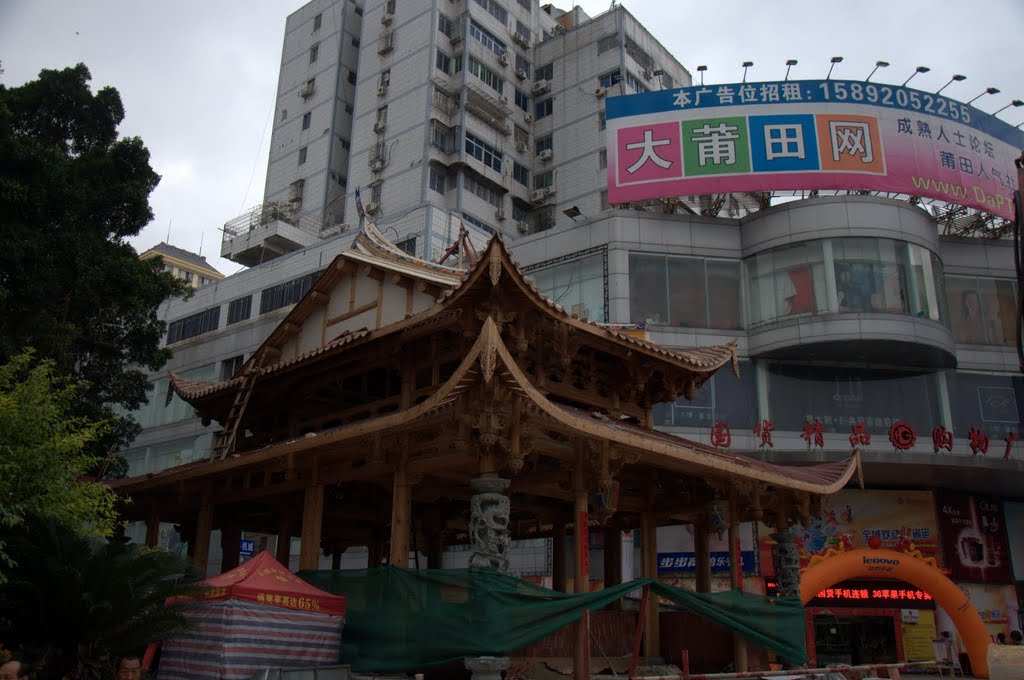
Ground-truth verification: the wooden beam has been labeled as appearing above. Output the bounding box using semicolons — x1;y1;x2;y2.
389;452;411;567
729;495;748;672
145;507;160;548
641;511;660;659
552;521;567;593
276;507;292;565
326;300;377;327
193;486;213;576
375;278;385;328
221;524;242;572
309;290;330;306
299;482;325;570
573;452;590;680
694;520;711;593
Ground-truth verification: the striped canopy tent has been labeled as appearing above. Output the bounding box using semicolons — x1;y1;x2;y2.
158;551;346;680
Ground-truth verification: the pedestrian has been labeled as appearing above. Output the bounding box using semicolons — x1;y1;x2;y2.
0;659;35;680
997;632;1006;644
1010;630;1023;645
115;656;143;680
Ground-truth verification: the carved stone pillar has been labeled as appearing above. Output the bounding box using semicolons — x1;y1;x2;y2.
770;530;801;601
468;476;511;573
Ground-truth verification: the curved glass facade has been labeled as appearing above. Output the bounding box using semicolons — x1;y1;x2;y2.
744;237;947;327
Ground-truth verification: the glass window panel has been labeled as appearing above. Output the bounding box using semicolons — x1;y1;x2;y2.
666;257;707;327
529;253;605;322
833;238;908;314
657;361;756;429
948;371;1024;439
947;276;1016;346
629;254;668;324
746;242;827;324
707;260;742;330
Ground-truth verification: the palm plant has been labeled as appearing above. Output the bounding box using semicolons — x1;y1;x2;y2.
0;518;205;680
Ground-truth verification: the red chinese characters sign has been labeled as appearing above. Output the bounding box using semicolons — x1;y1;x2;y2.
936;491;1013;584
808;579;936;609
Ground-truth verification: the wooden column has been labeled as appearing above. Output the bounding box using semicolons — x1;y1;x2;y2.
641;511;660;659
694;520;711;594
368;537;383;569
552;521;567;593
331;547;343;570
220;524;242;572
728;497;748;672
145;508;160;548
427;531;444;569
299;483;325;571
573;456;591;680
276;510;292;566
389;452;411;568
604;526;623;588
193;489;213;576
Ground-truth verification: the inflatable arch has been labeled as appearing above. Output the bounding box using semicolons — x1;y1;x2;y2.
800;548;991;678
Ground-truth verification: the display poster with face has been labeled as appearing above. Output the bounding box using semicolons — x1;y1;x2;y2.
936;491;1013;584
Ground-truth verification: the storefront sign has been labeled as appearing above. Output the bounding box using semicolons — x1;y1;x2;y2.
657;550;757;575
807;579;935;609
936;491;1013;584
657;523;758;575
240;539;256;556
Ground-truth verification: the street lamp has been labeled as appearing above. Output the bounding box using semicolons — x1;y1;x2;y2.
967;87;1001;105
696;65;707;86
741;61;753;83
935;74;966;95
902;66;930;87
784;59;797;81
865;60;889;82
826;56;843;80
992;100;1023;116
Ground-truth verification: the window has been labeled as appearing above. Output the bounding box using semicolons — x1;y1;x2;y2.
344;104;353;114
654;361;756;429
625;71;649;93
302;111;312;130
166;307;221;344
599;190;609;209
177;269;192;281
376;105;388;127
525;250;608;323
514;88;529;112
745;241;828;325
429;166;447;193
598;149;607;170
463;171;504;207
309;43;319;63
535;134;552;154
465;132;502;172
221;355;244;381
517;0;530;8
660;72;674;89
341;138;351;150
281;108;288;121
260;272;322;314
435;49;451;74
947;275;1016;346
347;71;357;85
433;87;453;114
385;0;396;13
512;200;529;223
533;170;552;190
515;54;531;78
534;98;552;119
949;372;1024;440
513;161;529;186
298;146;307;164
624;36;653;71
628;254;742;329
463;212;495;234
598;110;606;130
513;125;528;149
371;182;383;203
430;119;455;152
597;34;618;54
472;0;507;24
535;63;553;81
227;296;252;325
290;178;305;203
354;6;363;15
438;13;454;37
396;236;417;256
313;13;322;30
515;21;531;42
352;38;360;47
469;19;506;57
306;77;316;92
468;57;503;94
599;70;622;88
380;69;391;88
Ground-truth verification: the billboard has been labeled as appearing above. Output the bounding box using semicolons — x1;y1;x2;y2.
607;79;1024;220
935;491;1013;584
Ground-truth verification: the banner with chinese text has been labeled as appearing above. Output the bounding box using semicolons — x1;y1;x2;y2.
657;522;758;575
936;491;1013;584
607;80;1024;220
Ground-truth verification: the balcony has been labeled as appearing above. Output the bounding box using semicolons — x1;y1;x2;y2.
463;81;511;135
221;203;330;267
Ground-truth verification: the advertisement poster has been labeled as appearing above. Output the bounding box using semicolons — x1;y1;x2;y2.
1004;502;1024;582
656;522;758;575
760;490;940;572
936;491;1013;584
958;583;1020;640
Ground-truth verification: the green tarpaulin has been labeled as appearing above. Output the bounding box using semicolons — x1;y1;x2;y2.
300;567;806;672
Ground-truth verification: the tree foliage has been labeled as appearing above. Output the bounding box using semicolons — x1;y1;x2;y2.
0;517;204;680
0;64;188;457
0;351;120;571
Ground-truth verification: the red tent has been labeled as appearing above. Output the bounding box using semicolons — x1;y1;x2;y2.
202;550;346;616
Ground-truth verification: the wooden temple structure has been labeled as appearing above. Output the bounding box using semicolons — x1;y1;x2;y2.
113;225;861;676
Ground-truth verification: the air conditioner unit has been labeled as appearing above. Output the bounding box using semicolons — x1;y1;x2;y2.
544;185;556;196
537;149;552;162
532;80;550;95
514;68;527;80
499;52;509;66
498;94;509;105
595;87;607;97
377;32;394;54
531;189;546;203
365;202;380;214
370;159;384;172
512;33;531;49
515;142;526;153
449;34;462;46
516;221;529;234
376;84;387;96
642;69;653;80
299;84;315;99
381;11;393;24
373;121;386;133
524;112;533;123
495;208;506;221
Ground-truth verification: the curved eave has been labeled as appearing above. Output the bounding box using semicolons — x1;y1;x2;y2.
127;318;855;497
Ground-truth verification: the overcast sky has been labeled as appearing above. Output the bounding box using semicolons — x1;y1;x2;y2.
2;1;1022;276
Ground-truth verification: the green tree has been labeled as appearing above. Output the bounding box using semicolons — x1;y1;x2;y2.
0;64;188;459
0;351;120;571
0;517;204;680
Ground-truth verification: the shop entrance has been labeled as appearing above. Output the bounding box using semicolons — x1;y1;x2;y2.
813;615;899;666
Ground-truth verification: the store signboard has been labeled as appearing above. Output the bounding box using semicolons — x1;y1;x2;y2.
935;491;1013;584
656;550;756;575
657;522;758;575
807;579;935;609
607;80;1024;219
240;539;256;556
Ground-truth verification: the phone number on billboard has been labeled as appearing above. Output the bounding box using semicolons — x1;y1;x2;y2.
816;81;971;123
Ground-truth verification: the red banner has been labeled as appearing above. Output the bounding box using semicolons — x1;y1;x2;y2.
936;491;1013;584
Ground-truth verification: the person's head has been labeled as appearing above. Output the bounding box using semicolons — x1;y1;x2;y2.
115;656;142;680
997;632;1007;644
1011;629;1023;644
0;659;34;680
961;290;982;318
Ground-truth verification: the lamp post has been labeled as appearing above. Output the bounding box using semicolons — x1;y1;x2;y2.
967;87;1001;105
902;66;930;87
991;100;1023;116
825;56;843;80
696;65;706;86
935;74;966;95
865;60;889;82
784;59;797;81
741;61;753;83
